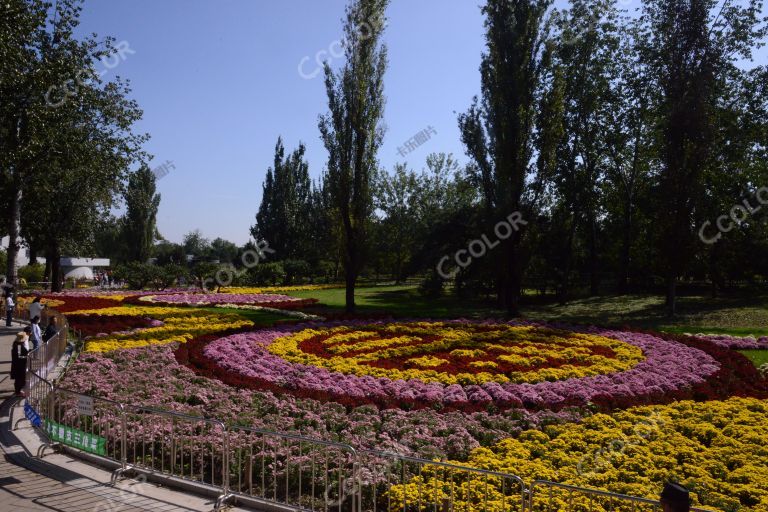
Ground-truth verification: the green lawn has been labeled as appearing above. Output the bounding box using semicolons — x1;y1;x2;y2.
287;285;768;338
198;307;294;326
122;303;294;327
739;350;768;367
288;285;506;319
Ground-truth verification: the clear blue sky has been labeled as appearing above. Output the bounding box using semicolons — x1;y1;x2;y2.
74;0;765;246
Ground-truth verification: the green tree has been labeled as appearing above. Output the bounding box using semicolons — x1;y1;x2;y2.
183;230;211;261
4;0;146;290
252;137;312;260
122;164;160;263
93;215;127;263
458;0;552;315
153;240;185;266
642;0;766;315
210;238;239;264
373;163;418;282
318;0;389;312
0;0;48;284
602;16;654;294
547;0;620;300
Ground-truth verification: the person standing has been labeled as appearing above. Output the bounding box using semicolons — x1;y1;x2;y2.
11;331;29;397
30;316;43;350
43;317;58;342
29;296;45;321
5;292;15;327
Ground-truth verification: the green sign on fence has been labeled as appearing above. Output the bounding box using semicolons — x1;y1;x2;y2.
44;420;107;456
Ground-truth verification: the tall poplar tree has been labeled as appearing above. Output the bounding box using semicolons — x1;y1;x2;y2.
122;165;160;263
318;0;389;312
252;137;312;260
458;0;552;315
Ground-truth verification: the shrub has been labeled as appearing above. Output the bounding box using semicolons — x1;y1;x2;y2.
113;262;160;290
419;270;444;298
18;263;45;284
247;262;286;286
282;259;311;284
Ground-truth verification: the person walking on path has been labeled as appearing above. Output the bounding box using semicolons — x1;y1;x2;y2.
30;316;43;351
43;317;58;342
10;331;29;397
5;292;15;327
28;296;45;321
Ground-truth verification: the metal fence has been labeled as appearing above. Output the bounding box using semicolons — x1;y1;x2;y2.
123;405;229;491
228;425;359;511
529;481;713;512
17;309;718;512
358;450;527;512
22;374;719;512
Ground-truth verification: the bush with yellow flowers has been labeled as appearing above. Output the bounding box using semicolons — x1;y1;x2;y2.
68;306;253;352
390;397;768;511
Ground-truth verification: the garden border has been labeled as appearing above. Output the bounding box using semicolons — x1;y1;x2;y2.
19;307;715;512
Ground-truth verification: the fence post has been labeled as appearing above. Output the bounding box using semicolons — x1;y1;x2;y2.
47;386;55;424
222;424;230;496
120;404;127;472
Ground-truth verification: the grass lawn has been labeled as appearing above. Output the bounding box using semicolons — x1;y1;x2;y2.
198;307;294;326
287;285;768;337
288;285;506;319
122;303;294;327
739;350;768;367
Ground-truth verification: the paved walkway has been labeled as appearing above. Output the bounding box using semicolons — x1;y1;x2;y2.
0;328;257;512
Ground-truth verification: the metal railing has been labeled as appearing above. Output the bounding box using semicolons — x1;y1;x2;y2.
16;308;719;512
529;481;714;512
22;371;720;512
228;425;359;511
358;450;527;512
46;387;125;461
123;405;229;491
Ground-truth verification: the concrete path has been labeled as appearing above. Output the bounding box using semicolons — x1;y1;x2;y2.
0;327;258;512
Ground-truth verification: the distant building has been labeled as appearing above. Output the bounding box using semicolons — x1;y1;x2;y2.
0;237;110;281
0;237;46;267
60;258;111;280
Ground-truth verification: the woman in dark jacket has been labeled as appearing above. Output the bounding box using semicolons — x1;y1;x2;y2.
10;331;29;397
43;317;58;343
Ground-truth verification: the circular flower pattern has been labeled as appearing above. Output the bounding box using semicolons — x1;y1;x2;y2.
268;322;645;385
199;320;722;410
139;292;316;309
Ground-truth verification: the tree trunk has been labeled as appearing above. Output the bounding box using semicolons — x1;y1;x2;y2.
665;274;676;317
588;216;599;296
344;231;357;313
558;214;579;304
49;243;62;292
345;271;356;313
5;180;22;285
505;255;522;317
44;257;52;288
618;203;632;294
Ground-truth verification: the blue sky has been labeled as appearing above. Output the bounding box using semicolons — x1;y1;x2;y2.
74;0;765;245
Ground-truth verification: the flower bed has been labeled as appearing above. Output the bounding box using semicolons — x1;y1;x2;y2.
67;306;254;352
138;292;317;309
221;285;343;294
61;343;584;460
692;333;768;350
53;307;768;510
68;315;162;338
389;397;768;511
189;320;747;411
42;295;128;313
